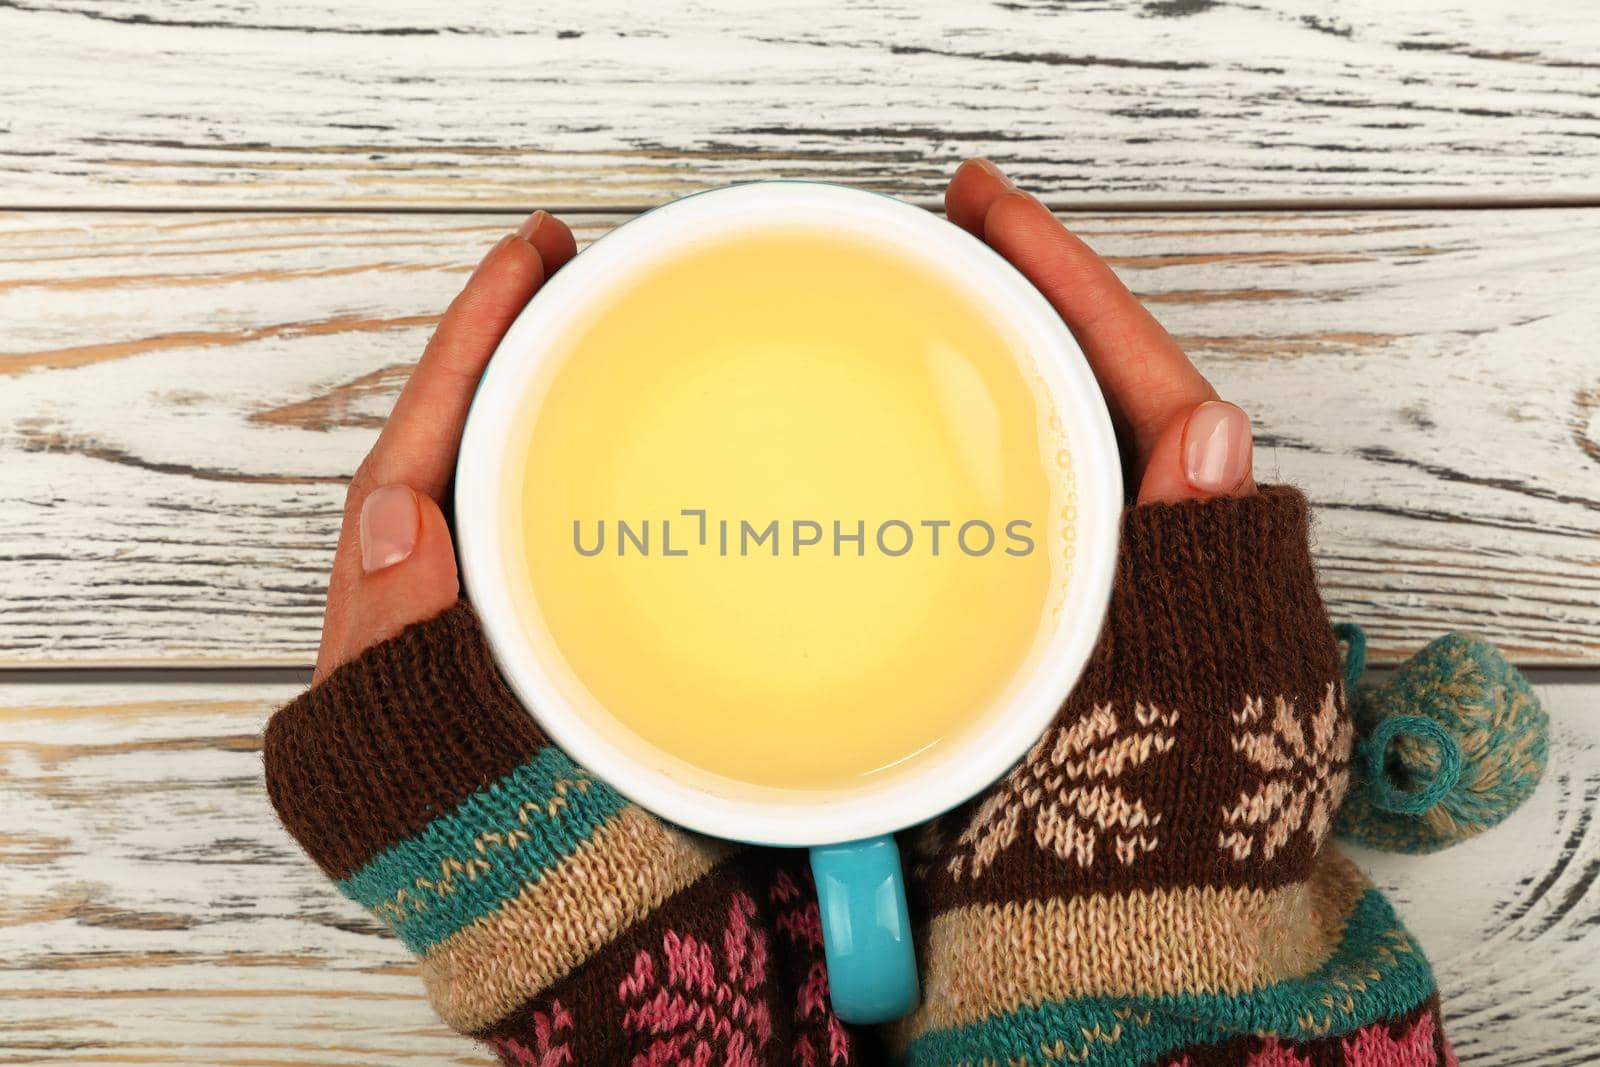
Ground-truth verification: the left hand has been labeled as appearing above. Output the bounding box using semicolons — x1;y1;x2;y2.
313;211;577;683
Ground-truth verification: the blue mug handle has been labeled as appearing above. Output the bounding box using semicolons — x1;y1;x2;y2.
808;835;919;1023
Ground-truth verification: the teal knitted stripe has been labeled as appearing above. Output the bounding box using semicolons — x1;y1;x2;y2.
902;888;1436;1067
337;746;627;953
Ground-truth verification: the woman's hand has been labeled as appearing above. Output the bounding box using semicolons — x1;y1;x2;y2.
315;163;1248;681
313;211;578;683
945;158;1256;506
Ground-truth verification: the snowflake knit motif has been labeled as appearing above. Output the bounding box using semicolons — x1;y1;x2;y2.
1162;1013;1447;1067
486;1000;575;1067
1219;683;1353;862
618;890;774;1067
769;868;853;1066
1340;1011;1443;1067
948;701;1178;880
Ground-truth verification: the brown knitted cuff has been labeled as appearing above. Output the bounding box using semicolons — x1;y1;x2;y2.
263;601;547;880
1081;483;1338;715
912;485;1349;910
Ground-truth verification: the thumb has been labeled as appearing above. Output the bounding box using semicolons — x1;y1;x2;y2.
332;484;461;672
1135;400;1257;506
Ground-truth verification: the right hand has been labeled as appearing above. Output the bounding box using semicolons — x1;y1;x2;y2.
945;158;1256;506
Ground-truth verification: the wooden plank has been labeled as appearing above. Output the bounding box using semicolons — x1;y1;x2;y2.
2;0;1598;209
1;681;1595;1063
3;208;1597;667
0;683;492;1065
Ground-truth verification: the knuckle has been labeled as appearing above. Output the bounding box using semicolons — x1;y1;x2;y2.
344;460;377;511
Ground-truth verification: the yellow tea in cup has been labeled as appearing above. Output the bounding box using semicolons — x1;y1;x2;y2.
510;228;1073;791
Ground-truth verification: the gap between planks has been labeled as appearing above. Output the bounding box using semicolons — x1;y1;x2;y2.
7;195;1600;217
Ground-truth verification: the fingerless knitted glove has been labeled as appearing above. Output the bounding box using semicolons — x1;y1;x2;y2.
264;487;1451;1067
896;487;1450;1066
264;605;857;1064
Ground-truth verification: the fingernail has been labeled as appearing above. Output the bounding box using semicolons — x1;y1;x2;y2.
517;209;550;242
360;485;420;573
1182;401;1253;494
971;158;1014;188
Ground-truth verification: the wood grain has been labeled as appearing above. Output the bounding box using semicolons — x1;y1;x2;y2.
5;4;1594;1063
0;683;493;1065
1;681;1594;1063
3;208;1597;667
2;0;1598;209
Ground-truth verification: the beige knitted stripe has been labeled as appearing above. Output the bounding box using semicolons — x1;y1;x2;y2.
419;805;726;1032
896;851;1371;1043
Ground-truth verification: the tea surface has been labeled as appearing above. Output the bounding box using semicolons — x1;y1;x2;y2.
517;229;1069;790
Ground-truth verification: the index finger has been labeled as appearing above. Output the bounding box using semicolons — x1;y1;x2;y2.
946;161;1215;476
364;211;578;499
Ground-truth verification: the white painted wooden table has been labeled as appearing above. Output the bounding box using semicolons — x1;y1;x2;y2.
2;3;1597;1064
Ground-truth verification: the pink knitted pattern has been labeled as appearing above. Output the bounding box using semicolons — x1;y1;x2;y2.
485;1000;574;1067
1341;1012;1439;1066
618;890;774;1067
1246;1038;1313;1066
1165;1013;1445;1067
770;868;852;1067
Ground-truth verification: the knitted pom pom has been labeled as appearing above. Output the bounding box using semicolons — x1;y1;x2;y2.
1333;626;1548;854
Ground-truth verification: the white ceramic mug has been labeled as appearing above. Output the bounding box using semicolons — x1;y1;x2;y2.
455;182;1121;1023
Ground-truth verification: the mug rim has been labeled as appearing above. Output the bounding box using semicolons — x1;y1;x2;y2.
456;181;1121;847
